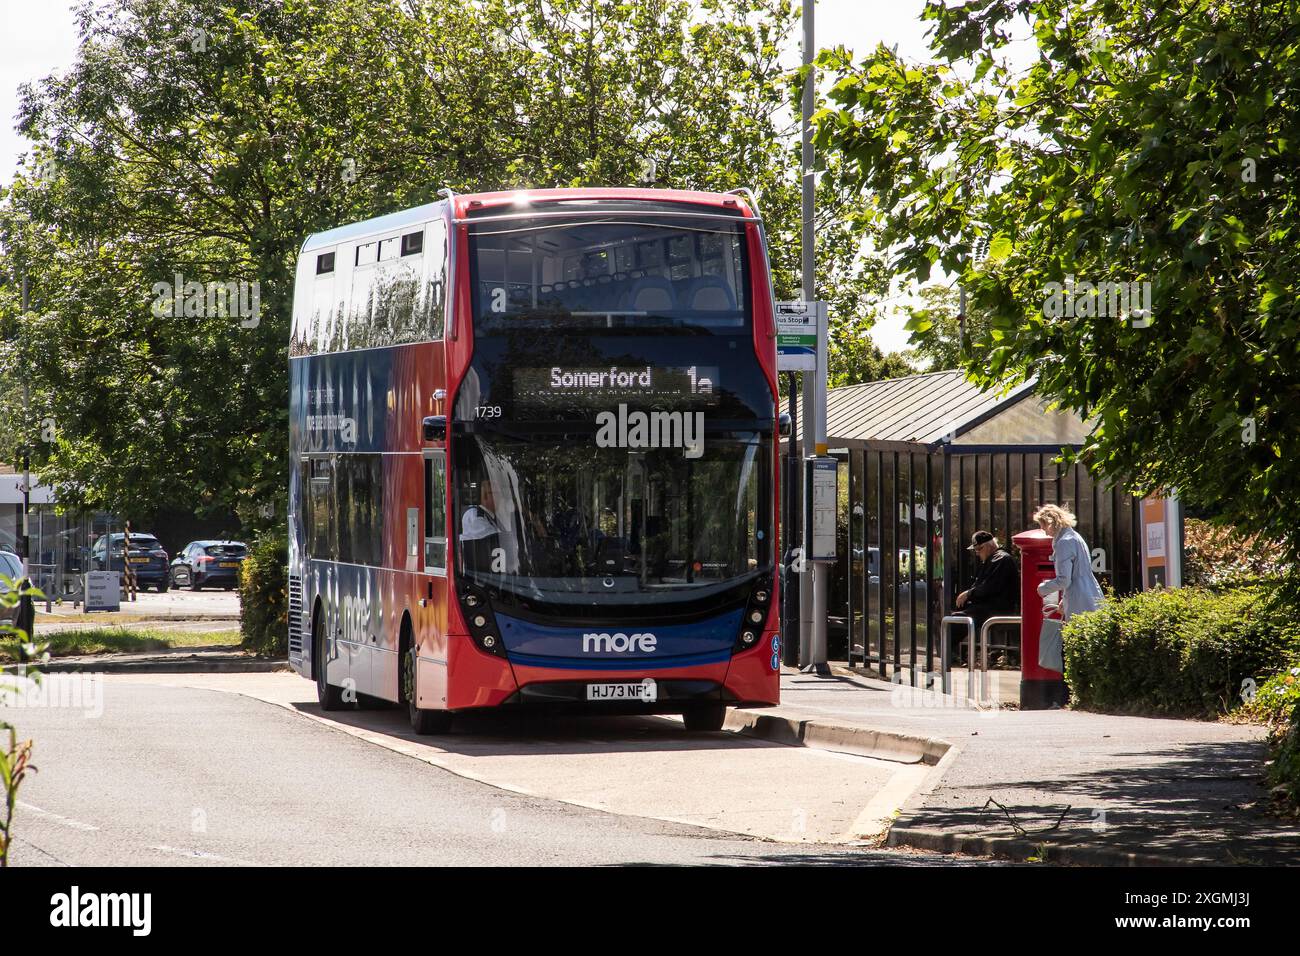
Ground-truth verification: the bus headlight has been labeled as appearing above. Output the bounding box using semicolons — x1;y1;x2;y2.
457;585;507;657
733;575;776;654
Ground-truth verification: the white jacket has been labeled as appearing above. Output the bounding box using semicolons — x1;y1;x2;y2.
1036;526;1105;621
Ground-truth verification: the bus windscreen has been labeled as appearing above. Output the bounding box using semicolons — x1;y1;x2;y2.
469;216;749;332
454;431;771;603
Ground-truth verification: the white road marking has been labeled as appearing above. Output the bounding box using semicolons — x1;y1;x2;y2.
148;844;260;866
843;763;934;841
17;800;99;831
21;801;260;867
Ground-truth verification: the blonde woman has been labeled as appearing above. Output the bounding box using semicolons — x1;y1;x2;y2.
1032;504;1104;621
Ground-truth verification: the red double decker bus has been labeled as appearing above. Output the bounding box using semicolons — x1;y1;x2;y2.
288;188;781;733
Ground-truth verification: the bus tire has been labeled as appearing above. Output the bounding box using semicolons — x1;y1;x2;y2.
314;609;346;711
681;703;727;732
402;643;452;735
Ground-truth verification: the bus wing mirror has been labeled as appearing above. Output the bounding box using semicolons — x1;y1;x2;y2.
778;412;792;438
422;415;447;442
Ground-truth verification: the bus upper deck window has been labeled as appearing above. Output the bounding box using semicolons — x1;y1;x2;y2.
401;231;424;256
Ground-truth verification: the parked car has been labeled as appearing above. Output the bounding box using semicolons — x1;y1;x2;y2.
0;547;22;627
169;540;247;591
90;532;170;592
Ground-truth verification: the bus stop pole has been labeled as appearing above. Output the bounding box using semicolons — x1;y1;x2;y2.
782;372;801;667
797;0;814;668
808;307;831;674
797;0;831;673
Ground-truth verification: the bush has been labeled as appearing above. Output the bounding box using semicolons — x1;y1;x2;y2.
1238;665;1300;808
1182;518;1290;588
239;533;287;656
1063;585;1300;718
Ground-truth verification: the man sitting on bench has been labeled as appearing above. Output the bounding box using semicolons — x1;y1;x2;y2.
954;531;1019;665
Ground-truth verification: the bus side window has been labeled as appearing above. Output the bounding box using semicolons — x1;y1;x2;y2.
425;217;447;338
424;452;447;573
306;456;335;562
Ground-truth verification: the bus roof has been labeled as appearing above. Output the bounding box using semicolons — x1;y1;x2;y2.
447;187;757;219
299;188;757;254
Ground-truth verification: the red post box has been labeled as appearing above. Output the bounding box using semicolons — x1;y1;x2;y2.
1012;528;1069;709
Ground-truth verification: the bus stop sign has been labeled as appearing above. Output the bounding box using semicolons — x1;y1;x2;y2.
804;456;838;562
776;301;825;372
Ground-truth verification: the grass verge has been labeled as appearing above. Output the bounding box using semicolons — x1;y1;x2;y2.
0;628;240;663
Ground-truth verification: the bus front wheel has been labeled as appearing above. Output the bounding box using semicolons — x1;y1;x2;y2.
314;612;346;711
403;646;452;735
681;703;727;732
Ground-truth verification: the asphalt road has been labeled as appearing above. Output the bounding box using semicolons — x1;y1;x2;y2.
6;679;983;866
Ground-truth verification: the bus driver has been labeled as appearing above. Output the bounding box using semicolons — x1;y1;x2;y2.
461;481;503;571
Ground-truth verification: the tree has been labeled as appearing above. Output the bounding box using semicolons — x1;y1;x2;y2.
902;283;990;371
814;0;1300;573
2;0;895;529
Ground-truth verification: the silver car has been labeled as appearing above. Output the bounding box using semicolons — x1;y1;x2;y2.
0;549;23;628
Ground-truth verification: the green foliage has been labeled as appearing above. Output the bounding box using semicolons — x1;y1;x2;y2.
0;575;45;868
0;0;895;527
1239;665;1300;728
1267;720;1300;809
902;283;990;372
827;328;914;388
1238;665;1300;808
0;726;34;868
1063;585;1300;718
0;627;235;662
238;532;287;656
814;0;1300;583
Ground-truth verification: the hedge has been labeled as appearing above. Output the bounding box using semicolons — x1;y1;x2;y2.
1063;585;1300;718
1238;664;1300;807
239;533;288;656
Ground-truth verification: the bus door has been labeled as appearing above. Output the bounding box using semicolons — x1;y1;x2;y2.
417;449;450;706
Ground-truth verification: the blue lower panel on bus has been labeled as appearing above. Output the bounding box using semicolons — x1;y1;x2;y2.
495;608;743;671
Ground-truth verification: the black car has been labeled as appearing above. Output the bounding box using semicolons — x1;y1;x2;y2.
170;540;247;591
90;533;170;592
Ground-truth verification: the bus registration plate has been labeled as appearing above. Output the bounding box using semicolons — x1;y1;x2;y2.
587;680;656;703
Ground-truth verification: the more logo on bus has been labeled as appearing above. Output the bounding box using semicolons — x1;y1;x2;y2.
581;632;658;654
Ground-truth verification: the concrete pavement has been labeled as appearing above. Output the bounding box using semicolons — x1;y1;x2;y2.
104;672;927;845
5;676;989;866
771;668;1298;865
11;648;1288;864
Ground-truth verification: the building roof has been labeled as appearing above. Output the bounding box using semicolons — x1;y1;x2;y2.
784;369;1087;451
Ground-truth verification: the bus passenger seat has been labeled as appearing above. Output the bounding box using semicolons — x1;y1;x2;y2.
626;276;676;312
683;275;736;311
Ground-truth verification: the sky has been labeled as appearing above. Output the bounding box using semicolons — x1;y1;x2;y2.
0;0;945;351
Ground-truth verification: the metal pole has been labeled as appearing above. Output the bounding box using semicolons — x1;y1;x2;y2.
795;0;816;671
17;276;35;644
808;307;830;673
782;372;800;666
